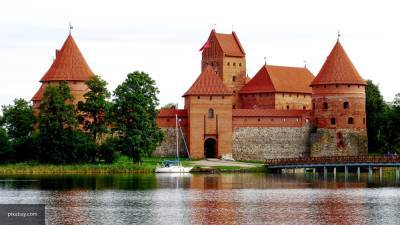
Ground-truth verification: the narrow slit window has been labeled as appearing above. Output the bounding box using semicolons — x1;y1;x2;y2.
208;108;214;118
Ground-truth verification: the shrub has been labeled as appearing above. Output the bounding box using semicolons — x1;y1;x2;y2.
98;137;119;164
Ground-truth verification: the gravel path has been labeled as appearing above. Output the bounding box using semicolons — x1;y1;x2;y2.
190;158;262;168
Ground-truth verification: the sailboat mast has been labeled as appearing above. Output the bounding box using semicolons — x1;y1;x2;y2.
176;114;179;163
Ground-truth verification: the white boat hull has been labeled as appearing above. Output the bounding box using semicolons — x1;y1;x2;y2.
155;166;193;173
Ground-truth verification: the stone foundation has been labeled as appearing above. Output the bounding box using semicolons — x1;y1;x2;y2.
153;128;189;157
232;125;311;161
310;128;368;157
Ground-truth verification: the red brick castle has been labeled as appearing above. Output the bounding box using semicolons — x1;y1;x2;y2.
32;30;368;161
155;30;367;160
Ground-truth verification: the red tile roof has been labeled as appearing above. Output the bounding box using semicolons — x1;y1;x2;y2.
158;109;188;117
240;65;314;94
239;66;275;93
233;109;310;117
183;66;232;96
40;35;94;82
212;30;245;57
31;84;46;101
311;41;365;86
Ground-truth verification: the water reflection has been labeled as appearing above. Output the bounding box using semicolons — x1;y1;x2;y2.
1;173;400;224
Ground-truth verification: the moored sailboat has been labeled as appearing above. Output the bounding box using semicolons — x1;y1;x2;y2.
155;115;193;173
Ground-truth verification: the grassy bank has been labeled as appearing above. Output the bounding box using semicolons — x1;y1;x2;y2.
0;156;186;175
0;156;267;175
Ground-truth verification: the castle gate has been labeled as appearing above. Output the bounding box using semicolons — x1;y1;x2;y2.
204;138;217;158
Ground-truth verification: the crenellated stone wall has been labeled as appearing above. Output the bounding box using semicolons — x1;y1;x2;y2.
152;128;189;157
310;128;368;157
232;125;311;161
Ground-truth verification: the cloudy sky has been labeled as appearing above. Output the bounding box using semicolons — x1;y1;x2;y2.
0;0;399;108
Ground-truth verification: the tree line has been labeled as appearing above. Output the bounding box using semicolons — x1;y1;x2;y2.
366;80;400;154
0;71;163;164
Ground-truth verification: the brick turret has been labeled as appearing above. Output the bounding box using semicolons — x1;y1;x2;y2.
310;40;368;156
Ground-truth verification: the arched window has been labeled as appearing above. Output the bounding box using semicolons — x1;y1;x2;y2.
331;118;336;125
323;102;328;109
344;102;349;109
208;108;214;118
348;117;354;124
232;76;236;82
286;105;290;110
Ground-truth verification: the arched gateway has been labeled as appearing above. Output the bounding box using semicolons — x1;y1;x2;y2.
204;138;217;158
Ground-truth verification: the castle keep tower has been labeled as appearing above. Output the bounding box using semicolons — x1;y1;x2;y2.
32;34;94;109
200;29;246;108
183;66;233;159
310;40;368;156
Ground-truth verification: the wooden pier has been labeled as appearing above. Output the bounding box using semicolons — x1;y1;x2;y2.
265;156;400;180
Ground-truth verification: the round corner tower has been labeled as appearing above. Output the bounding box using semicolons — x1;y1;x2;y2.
310;40;368;157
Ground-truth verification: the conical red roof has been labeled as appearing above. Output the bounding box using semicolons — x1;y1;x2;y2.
32;84;46;101
40;35;94;82
311;41;365;86
183;66;232;96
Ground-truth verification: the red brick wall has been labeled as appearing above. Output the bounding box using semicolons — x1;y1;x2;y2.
240;93;275;109
233;116;307;128
312;84;366;129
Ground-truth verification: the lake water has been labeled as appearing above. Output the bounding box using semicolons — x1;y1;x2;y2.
1;172;400;225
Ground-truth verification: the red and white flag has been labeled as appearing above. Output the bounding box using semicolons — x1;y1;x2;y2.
199;40;210;52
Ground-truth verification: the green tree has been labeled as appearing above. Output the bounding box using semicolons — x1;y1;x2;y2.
365;80;387;153
38;81;79;163
161;103;178;109
1;99;36;140
383;93;400;152
1;99;36;162
113;71;163;162
77;75;111;142
0;128;12;163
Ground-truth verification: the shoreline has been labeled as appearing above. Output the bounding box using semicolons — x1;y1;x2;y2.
0;162;266;175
